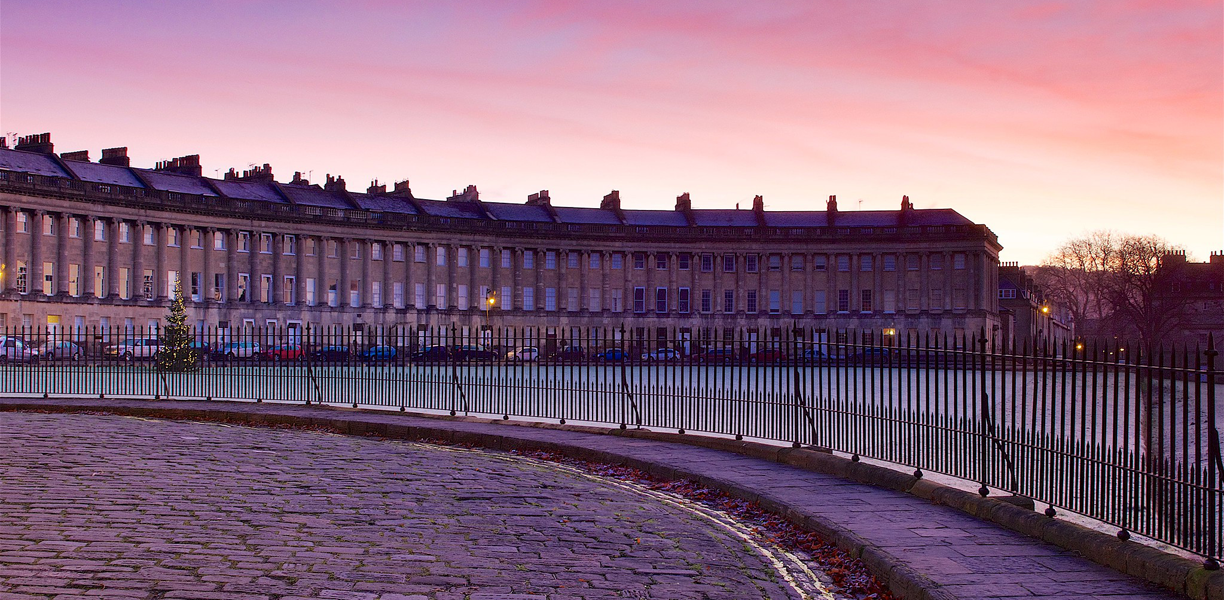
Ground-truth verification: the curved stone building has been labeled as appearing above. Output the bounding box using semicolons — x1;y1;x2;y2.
0;133;1001;345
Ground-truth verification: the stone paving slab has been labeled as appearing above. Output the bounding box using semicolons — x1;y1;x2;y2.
0;398;1201;599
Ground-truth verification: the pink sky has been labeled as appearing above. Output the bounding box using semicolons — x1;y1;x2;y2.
2;1;1220;264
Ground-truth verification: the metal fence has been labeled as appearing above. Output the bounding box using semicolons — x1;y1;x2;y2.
0;324;1219;564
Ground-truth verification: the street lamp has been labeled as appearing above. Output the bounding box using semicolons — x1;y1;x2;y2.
483;291;496;341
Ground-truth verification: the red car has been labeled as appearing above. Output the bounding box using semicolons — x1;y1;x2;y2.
259;344;304;362
749;348;787;364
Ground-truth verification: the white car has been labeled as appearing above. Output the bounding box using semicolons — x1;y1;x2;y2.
0;337;38;363
641;348;680;361
106;338;161;362
506;346;539;362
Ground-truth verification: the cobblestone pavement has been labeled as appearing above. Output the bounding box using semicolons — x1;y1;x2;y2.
0;412;840;600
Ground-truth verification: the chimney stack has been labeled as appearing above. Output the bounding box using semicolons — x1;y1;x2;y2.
901;194;914;211
752;195;764;212
14;133;53;154
0;137;7;149
154;154;202;176
675;192;691;212
600;190;621;211
527;189;551;206
61;150;90;162
367;179;386;195
99;147;130;167
323;174;347;192
224;163;274;182
291;171;308;185
392;179;412;196
448;185;480;202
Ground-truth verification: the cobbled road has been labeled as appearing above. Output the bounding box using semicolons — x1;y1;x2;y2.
0;413;837;600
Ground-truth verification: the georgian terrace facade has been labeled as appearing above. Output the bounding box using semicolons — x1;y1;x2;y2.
0;135;1002;345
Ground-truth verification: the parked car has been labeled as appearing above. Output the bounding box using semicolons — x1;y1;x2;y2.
0;337;38;363
698;348;737;364
506;346;539;362
260;344;304;362
211;341;261;361
551;346;588;363
453;345;497;362
593;348;628;362
309;346;352;363
800;347;829;364
749;348;787;364
641;348;680;362
189;340;211;362
852;347;892;364
106;338;161;362
38;341;83;361
410;345;451;362
361;345;397;363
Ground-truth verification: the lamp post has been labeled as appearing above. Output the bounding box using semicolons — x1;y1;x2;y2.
483;291;496;346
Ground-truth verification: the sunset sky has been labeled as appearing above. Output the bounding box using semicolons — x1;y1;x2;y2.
2;1;1220;264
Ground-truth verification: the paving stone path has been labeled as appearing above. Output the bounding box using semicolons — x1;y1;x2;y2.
0;412;838;600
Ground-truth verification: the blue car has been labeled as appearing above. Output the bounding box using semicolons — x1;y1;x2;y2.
595;348;628;361
362;345;397;363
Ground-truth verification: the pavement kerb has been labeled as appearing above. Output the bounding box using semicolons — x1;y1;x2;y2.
2;398;1221;600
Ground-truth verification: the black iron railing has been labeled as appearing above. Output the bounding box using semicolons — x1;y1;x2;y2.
0;324;1217;563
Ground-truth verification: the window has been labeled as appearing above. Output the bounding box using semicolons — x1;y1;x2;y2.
91;267;105;298
883;255;896;272
814;290;826;314
393;244;404;262
143;226;154;246
999;288;1017;299
258;233;271;254
213;273;225;302
746;290;758;313
567;253;579;269
930;287;944;309
611;254;623;269
655;287;668;313
142;270;153;300
837;289;850;313
768;254;782;272
953;286;967;309
162;228;177;247
610;289;623;312
791;255;805;271
567;287;579;312
237;273;250;302
588;288;601;312
907;255;920;271
415;245;427;262
954;253;966;270
326;281;337;307
371;243;383;261
545;251;556;270
589;253;601;269
501;286;512;310
480;248;491;268
43;215;55;236
723;290;735;313
861;255;873;271
284;235;296;256
655;254;668;270
350;242;362;260
119;223;131;243
214;231;225;250
883;290;896;313
414;283;426;309
306;278;317;306
454;283;465;310
501;249;512;268
861;289;873;312
391;282;403;308
454;247;466;267
190;230;203;248
930;255;944;270
522;287;535;311
746;254;759;273
15;262;27;294
435;283;446;308
262;274;273;304
69;219;81;238
190;272;201;301
700;289;712;313
769;290;781;314
678;254;691;271
238;232;250;252
633;287;646;313
522;252;534;269
16;212;28;233
701;253;714;272
633;253;646;270
434;246;445;266
69;264;80;297
907;287;920;310
814;255;827;272
791;291;803;314
723;254;736;273
284;276;297;305
94;220;105;241
544;287;557;311
837;255;850;272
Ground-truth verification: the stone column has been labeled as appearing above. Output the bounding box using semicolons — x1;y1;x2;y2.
226;229;239;303
107;219;120;298
179;226;190;301
600;251;610;314
271;232;282;305
513;248;523;310
668;252;678;312
447;244;457;310
153;223;166;300
317;237;329;307
83;216;96;298
55;213;70;296
0;207;13;294
339;238;351;308
383;241;392;309
943;252;953;312
425;243;436;309
30;210;45;296
360;239;371;308
200;228;212;304
296;236;306;307
578;251;588;312
804;253;814;316
247;232;259;305
919;253;929;312
873;252;882;315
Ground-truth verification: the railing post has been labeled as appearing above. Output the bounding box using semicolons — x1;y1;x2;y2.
978;330;990;497
1206;333;1220;570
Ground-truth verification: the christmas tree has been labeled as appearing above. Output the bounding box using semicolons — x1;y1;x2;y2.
157;279;198;372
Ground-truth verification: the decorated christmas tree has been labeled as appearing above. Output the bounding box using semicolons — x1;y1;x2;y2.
157;279;198;372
